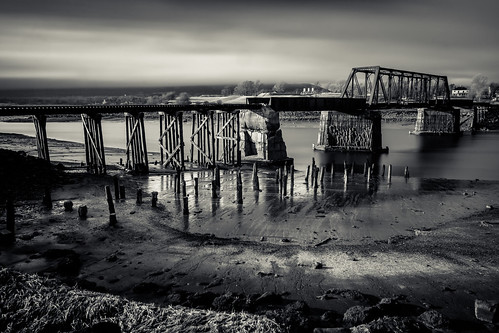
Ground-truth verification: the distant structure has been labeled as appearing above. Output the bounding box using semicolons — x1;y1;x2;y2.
451;86;469;98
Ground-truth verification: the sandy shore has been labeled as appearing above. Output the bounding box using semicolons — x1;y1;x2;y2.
1;132;499;332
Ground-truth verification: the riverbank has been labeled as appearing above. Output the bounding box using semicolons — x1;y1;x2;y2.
1;133;499;332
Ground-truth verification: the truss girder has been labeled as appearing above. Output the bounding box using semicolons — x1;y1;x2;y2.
341;66;451;107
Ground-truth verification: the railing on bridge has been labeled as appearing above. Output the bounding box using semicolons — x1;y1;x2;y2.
341;66;451;108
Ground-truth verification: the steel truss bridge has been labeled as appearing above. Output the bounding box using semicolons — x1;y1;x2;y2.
341;66;451;108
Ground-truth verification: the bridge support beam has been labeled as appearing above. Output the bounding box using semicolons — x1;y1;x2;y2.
216;110;241;166
240;108;288;162
159;111;185;170
32;114;50;162
412;108;460;135
190;111;216;167
125;112;149;173
315;111;382;152
82;113;106;174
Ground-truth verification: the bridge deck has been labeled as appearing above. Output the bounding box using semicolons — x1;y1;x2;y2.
0;104;261;116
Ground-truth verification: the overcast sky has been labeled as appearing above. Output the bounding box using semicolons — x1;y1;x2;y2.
0;0;497;89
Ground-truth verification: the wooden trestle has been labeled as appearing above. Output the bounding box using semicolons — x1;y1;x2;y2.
0;103;261;173
215;110;241;166
159;111;185;170
190;111;216;168
32;115;50;162
125;112;149;173
189;110;241;167
81;113;106;174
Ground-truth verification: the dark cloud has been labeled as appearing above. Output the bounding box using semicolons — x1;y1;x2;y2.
0;0;498;88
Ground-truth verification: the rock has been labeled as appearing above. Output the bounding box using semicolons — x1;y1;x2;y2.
313;328;349;333
351;316;428;333
343;306;380;327
320;310;342;325
475;299;499;323
486;205;494;210
281;238;291;243
63;200;73;211
314;262;324;269
417;310;449;329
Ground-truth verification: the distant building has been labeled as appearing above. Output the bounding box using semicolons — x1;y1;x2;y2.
451;86;469;98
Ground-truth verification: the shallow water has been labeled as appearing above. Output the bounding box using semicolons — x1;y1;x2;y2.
1;119;498;180
1;119;498;242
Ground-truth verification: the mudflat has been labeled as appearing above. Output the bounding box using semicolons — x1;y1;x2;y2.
1;133;498;332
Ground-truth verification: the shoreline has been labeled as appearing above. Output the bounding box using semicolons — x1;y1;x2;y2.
1;132;499;332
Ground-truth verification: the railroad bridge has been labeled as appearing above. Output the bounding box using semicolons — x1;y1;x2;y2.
0;66;482;174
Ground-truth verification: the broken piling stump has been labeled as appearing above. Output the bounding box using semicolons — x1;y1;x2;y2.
105;185;117;225
151;191;158;207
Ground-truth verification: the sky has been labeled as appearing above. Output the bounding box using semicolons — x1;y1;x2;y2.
0;0;497;89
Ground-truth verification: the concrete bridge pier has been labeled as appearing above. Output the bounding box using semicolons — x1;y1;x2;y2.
239;107;288;162
81;113;106;174
32;114;50;162
315;111;382;152
159;111;185;170
412;108;460;135
125;112;149;173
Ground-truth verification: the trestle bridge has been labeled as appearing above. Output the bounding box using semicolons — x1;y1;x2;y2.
0;66;489;174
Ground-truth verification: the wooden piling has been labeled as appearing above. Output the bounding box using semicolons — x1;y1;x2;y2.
363;162;367;176
105;185;117;225
404;166;410;178
236;170;243;204
42;187;52;209
78;205;87;219
330;163;334;184
136;189;143;204
215;165;221;189
252;163;259;190
211;180;218;199
320;166;325;185
314;167;319;188
151;191;158;207
283;168;288;196
305;165;310;184
119;185;126;200
388;164;392;182
194;177;199;197
290;164;294;194
182;180;187;198
381;164;385;177
278;168;283;194
351;162;355;177
176;169;181;194
367;167;371;183
183;196;189;215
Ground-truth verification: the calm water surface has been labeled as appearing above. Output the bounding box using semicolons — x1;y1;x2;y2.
1;120;498;180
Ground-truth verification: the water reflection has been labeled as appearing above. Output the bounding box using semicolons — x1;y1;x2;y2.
415;135;460;152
